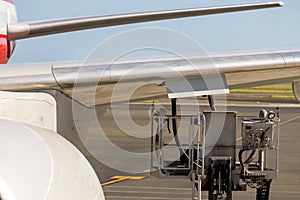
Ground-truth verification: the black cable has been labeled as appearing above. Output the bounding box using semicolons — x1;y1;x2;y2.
166;118;171;134
239;149;246;172
244;150;257;164
240;149;266;189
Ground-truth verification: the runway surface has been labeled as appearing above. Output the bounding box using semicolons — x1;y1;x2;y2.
80;100;300;200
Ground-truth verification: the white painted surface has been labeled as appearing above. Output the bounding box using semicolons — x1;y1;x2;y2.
0;0;17;34
0;117;105;200
0;91;57;132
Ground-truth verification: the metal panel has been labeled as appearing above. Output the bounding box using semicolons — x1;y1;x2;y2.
0;91;57;131
166;74;229;99
204;111;236;168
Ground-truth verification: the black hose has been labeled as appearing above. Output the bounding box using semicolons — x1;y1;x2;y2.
239;149;245;171
208;95;216;111
171;99;185;160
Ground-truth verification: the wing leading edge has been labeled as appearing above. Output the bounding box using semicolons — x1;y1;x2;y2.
7;2;283;40
0;49;299;106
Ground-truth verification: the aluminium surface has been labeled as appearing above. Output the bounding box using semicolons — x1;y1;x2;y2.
1;50;300;106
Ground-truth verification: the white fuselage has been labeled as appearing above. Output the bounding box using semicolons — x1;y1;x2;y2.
0;91;106;200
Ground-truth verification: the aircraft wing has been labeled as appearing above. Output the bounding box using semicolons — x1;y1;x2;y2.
0;49;300;106
7;2;283;40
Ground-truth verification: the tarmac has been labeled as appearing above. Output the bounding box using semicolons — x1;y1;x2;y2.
74;98;300;200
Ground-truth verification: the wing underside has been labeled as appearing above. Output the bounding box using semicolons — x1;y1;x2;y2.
1;50;300;106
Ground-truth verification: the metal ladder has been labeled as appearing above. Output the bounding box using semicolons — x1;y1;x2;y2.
192;113;206;200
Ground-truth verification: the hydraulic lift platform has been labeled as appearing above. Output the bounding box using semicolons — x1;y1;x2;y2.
150;99;279;200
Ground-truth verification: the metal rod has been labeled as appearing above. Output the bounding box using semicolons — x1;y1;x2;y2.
218;170;222;194
259;150;265;171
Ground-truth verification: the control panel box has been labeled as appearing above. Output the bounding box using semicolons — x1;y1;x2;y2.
241;120;274;150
